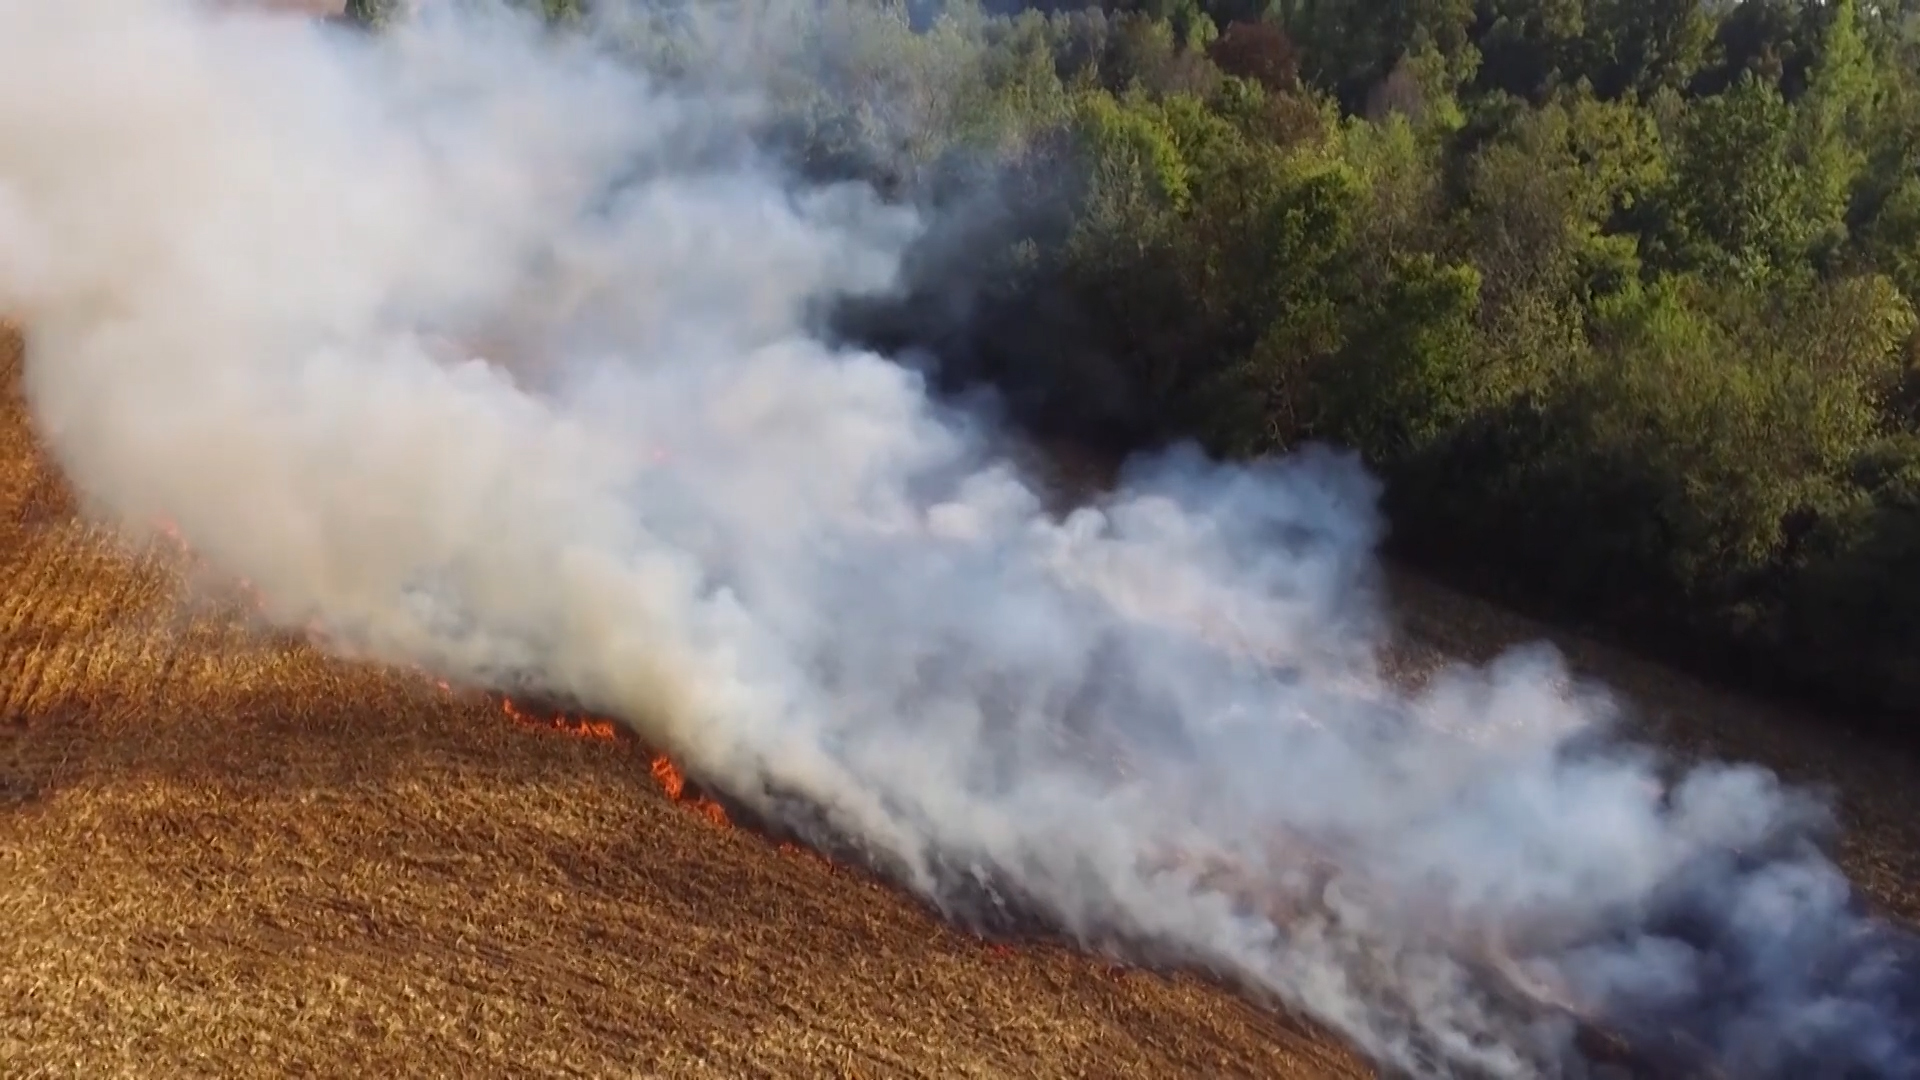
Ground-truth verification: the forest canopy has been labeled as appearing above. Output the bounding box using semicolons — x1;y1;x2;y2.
354;0;1920;721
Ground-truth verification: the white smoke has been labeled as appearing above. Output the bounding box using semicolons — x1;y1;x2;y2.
0;2;1912;1076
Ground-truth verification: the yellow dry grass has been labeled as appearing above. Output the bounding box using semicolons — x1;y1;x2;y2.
6;315;1915;1080
0;325;1370;1079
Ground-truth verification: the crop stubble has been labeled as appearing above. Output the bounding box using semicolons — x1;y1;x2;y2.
5;322;1918;1080
0;326;1368;1079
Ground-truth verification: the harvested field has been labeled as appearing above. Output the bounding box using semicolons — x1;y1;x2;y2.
0;325;1368;1078
5;315;1919;1079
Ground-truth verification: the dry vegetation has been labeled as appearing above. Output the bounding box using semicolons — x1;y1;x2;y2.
4;316;1917;1080
0;324;1369;1078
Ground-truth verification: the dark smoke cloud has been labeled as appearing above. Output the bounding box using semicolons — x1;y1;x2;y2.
0;2;1913;1076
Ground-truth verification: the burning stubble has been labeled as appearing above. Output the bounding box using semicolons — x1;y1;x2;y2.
0;2;1915;1077
499;695;734;826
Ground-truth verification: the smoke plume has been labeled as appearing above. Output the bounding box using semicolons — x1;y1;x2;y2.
0;2;1913;1075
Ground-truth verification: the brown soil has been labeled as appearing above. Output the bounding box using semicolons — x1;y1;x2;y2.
0;326;1367;1078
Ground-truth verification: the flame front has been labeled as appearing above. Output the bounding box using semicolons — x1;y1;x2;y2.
147;511;730;829
125;512;1096;975
500;697;619;741
647;750;730;826
498;696;730;827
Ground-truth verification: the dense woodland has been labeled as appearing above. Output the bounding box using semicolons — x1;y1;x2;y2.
352;0;1920;723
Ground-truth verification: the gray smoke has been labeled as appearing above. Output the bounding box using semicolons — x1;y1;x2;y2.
0;2;1912;1076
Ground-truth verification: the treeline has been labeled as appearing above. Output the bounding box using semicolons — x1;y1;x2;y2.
360;0;1920;721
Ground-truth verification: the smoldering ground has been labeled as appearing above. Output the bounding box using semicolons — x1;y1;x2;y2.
0;2;1913;1076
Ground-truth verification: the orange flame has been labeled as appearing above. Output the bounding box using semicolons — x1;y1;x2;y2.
145;510;736;832
500;697;618;741
648;752;689;798
648;753;731;827
497;696;730;827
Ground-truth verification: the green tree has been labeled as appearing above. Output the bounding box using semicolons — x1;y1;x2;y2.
1317;253;1481;459
1702;0;1818;99
1570;0;1713;99
1283;0;1477;109
1658;73;1826;280
1472;0;1591;100
741;0;1920;718
1189;155;1367;452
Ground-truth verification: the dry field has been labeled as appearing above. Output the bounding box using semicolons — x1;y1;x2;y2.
5;317;1918;1079
0;325;1368;1078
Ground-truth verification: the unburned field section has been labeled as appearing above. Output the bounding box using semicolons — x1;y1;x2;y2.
0;326;1366;1077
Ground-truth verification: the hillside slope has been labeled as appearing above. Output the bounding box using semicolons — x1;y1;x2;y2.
0;326;1367;1078
8;314;1919;1078
1383;573;1920;929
